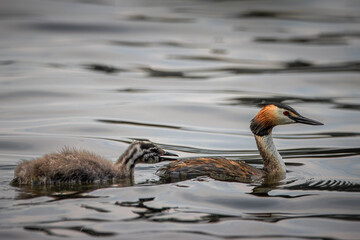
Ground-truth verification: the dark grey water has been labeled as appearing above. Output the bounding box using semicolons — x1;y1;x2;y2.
1;0;360;239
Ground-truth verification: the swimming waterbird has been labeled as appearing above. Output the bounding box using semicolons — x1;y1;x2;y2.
12;141;177;185
157;103;323;182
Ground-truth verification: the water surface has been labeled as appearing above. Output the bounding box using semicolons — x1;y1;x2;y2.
0;0;359;239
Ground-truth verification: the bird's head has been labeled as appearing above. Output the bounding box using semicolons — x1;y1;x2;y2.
250;103;323;136
132;141;178;164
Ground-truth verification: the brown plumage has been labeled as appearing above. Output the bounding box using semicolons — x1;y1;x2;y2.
157;157;264;183
12;141;177;185
157;103;323;183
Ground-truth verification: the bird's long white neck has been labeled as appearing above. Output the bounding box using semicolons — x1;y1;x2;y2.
254;133;286;177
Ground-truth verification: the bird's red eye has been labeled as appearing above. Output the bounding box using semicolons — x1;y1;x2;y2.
283;111;289;116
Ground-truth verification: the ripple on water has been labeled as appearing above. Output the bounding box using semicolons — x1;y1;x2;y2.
1;0;360;239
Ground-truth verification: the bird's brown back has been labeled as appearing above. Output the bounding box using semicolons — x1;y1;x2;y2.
13;148;118;185
157;157;265;183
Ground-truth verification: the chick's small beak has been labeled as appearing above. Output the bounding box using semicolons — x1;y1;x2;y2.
159;150;178;161
290;115;324;125
162;151;178;157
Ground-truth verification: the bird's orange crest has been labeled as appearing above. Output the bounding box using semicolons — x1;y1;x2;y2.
253;105;277;128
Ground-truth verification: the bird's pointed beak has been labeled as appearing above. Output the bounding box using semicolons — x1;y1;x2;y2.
291;115;324;125
160;151;178;161
162;151;178;157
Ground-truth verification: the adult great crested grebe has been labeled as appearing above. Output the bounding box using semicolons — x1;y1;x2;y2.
157;103;323;183
12;141;177;185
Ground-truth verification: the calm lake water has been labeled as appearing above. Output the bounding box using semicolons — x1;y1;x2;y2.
1;0;360;239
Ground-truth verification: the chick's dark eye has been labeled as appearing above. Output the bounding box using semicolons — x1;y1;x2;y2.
283;111;289;116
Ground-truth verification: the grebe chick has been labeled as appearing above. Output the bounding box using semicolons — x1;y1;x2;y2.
12;141;177;185
157;103;323;183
